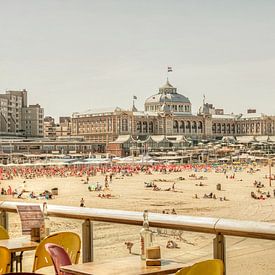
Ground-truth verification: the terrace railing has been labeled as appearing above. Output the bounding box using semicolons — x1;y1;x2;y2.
1;201;275;274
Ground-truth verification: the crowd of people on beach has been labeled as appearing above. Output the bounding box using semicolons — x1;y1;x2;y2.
1;185;54;200
250;180;275;200
0;163;248;181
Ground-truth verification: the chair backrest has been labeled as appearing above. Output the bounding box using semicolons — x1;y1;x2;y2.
176;259;224;275
32;231;81;272
45;243;72;275
0;225;9;240
0;246;10;274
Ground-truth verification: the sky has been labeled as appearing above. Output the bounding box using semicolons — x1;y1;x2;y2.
0;0;275;119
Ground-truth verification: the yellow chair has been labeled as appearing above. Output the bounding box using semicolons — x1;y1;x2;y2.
32;231;81;272
0;225;9;240
0;246;11;274
176;259;224;275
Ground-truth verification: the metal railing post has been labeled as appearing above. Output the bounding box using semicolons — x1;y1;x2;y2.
0;211;8;230
82;219;93;263
213;233;226;274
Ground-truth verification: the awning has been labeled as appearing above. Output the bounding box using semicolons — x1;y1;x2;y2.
269;136;275;143
255;136;269;142
166;135;187;143
150;135;166;143
110;135;132;144
236;136;255;143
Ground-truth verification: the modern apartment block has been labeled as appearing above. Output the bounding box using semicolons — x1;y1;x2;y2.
21;104;44;137
44;116;72;138
0;89;44;137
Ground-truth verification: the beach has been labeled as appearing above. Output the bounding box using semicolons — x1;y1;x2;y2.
1;163;275;274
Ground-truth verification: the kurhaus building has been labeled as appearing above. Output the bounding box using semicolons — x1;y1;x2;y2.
71;79;275;156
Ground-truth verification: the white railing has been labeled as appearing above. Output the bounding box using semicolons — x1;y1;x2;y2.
1;201;275;274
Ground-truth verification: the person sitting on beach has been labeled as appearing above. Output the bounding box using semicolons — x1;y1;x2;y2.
153;185;161;191
251;191;257;199
166;240;179;249
171;208;177;215
29;191;36;199
96;183;102;191
1;187;6;195
203;192;213;199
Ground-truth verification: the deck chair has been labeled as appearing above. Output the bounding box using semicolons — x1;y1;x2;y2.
45;243;72;275
0;246;10;274
32;232;81;272
176;259;224;275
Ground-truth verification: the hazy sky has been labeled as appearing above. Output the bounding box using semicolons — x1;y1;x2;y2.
0;0;275;119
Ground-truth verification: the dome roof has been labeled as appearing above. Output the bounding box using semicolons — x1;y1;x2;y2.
145;79;191;104
145;92;190;104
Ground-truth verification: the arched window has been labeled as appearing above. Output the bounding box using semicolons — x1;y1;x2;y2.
217;123;221;134
149;121;153;133
192;121;197;133
222;124;226;134
256;122;260;133
136;121;142;132
198;121;203;133
212;123;216;133
186;121;191;133
180;121;185;133
232;124;235;134
122;118;128;132
142;121;148;133
173;121;179;133
226;124;230;133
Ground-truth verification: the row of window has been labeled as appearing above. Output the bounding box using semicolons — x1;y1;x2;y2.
145;104;190;112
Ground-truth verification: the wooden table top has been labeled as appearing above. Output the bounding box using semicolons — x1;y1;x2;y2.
61;256;186;275
0;237;38;253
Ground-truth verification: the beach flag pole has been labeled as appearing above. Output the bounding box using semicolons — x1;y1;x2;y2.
167;66;173;81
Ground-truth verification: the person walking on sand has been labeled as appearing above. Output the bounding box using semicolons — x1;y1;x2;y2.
80;198;85;207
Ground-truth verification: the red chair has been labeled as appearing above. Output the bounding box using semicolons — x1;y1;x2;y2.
44;243;72;275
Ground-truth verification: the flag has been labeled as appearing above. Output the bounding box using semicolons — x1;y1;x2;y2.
133;95;137;100
168;66;173;72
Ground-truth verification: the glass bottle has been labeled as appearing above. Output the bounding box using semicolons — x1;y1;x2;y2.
42;202;50;237
140;210;153;260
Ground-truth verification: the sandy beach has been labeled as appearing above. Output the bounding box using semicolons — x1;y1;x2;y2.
1;164;275;274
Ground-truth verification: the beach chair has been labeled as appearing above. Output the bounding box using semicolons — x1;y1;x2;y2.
175;259;224;275
45;243;72;275
0;246;10;274
32;231;81;272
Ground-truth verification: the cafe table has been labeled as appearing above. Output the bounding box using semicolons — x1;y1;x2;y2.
0;237;38;272
61;256;187;275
